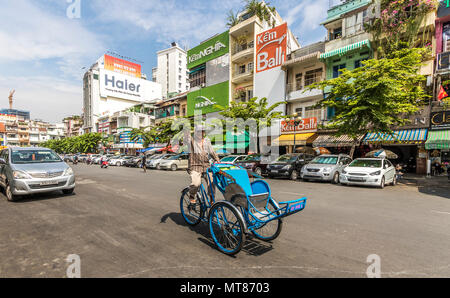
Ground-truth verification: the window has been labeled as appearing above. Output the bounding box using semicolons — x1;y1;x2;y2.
333;64;346;78
295;73;303;90
305;105;321;120
238;64;246;74
304;68;323;86
189;66;206;88
330;27;342;40
294;108;303;117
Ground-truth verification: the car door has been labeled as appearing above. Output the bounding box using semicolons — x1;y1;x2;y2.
386;160;395;181
179;155;189;169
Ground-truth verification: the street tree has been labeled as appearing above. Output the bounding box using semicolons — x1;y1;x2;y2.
305;47;429;158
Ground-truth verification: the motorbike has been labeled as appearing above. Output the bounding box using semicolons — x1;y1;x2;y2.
100;160;109;169
72;158;78;165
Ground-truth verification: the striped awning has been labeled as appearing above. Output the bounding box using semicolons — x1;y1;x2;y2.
363;129;428;144
320;39;370;60
313;134;364;148
425;130;450;150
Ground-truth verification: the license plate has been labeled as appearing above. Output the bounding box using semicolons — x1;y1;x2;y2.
349;177;364;182
271;170;278;173
40;181;58;186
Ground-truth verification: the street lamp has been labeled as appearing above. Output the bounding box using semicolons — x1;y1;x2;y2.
285;113;303;153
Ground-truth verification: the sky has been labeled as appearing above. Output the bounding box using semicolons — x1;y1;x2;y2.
0;0;334;123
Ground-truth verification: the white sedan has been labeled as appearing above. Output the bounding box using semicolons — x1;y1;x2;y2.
339;158;396;189
109;156;134;166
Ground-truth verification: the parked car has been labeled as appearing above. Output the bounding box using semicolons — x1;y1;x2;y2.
149;154;175;170
109;156;134;166
235;154;269;176
145;154;162;167
300;154;352;184
0;147;76;201
78;154;89;163
124;156;141;168
267;153;315;180
159;154;189;171
339;158;396;189
220;155;247;164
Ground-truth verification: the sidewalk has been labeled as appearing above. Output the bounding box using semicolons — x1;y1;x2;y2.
399;174;450;188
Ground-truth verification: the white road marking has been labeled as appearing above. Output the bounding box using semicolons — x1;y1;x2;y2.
431;210;450;215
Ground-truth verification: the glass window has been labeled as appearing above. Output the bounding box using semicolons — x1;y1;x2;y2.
295;73;303;90
333;64;346;78
11;149;62;164
304;68;323;86
349;159;382;168
311;156;338;165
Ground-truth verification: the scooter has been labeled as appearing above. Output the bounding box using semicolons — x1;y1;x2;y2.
100;160;109;169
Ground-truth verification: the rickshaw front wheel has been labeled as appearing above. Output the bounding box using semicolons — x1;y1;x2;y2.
180;188;204;226
209;202;246;255
251;200;283;242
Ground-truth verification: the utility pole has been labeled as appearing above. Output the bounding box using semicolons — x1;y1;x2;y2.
8;90;15;109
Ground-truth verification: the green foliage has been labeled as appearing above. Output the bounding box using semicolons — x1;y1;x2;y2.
226;0;276;28
226;9;241;28
130;119;182;148
306;47;429;142
41;133;102;154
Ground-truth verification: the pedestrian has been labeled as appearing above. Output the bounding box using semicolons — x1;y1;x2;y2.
142;153;147;173
186;125;220;207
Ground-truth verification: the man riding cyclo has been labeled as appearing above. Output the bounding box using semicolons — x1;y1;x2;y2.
185;125;220;210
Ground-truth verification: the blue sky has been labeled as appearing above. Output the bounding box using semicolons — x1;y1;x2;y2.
0;0;334;122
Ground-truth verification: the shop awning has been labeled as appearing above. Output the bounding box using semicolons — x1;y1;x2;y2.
313;134;364;148
363;129;428;144
425;130;450;150
273;133;317;146
319;39;371;60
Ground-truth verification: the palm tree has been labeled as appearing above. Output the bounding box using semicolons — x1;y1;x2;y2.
244;0;276;27
226;9;241;28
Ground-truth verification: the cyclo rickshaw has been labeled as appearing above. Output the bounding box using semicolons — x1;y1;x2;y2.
180;163;307;255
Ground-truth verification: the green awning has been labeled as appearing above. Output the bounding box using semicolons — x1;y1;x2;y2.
320;39;371;60
425;130;450;150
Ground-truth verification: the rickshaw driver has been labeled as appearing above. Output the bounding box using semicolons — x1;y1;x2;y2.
186;125;220;207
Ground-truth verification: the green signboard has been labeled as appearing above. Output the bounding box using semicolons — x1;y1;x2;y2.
188;31;229;69
187;81;229;117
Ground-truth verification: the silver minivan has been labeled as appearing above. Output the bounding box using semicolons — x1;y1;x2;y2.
0;147;76;201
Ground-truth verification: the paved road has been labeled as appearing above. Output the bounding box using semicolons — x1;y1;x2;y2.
0;164;449;278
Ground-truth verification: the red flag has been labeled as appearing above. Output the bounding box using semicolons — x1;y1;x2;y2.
438;85;448;101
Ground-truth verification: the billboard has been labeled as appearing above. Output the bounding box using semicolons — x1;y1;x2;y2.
104;54;142;78
256;23;287;73
281;118;317;134
99;69;161;102
187;81;229;117
431;110;450;130
188;31;229;69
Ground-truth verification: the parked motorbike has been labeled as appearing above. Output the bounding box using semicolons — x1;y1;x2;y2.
72;158;78;165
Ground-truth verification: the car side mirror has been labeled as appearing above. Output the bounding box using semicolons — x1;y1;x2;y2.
0;158;6;165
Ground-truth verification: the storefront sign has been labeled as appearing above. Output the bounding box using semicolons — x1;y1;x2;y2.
187;31;229;69
431;110;450;130
256;23;287;73
187;81;229;116
281;117;317;133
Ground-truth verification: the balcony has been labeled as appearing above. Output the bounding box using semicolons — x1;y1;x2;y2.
324;32;371;54
286;83;323;102
231;41;254;63
232;67;254;85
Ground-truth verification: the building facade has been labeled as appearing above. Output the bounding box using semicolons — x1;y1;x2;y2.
155;43;189;99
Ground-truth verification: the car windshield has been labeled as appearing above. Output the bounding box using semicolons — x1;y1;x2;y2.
311;156;338;165
276;155;298;163
349;159;382;168
243;155;261;162
11;150;62;164
221;156;237;162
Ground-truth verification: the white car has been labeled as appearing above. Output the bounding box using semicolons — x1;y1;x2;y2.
339;158;396;189
148;154;175;169
109;156;133;166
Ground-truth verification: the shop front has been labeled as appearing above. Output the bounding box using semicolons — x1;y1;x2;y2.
312;133;366;156
274;117;318;154
363;129;429;174
426;110;450;172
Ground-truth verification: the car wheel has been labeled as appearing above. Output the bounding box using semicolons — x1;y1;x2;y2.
6;183;18;202
63;188;75;195
332;172;340;184
378;176;385;189
254;167;262;176
171;164;178;171
156;164;161;170
116;162;121;166
391;175;397;186
290;170;298;181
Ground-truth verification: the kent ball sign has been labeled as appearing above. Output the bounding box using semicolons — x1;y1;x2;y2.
256;23;287;73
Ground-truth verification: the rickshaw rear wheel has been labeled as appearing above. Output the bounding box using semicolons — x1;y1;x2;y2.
180;188;204;226
251;200;283;242
209;202;245;255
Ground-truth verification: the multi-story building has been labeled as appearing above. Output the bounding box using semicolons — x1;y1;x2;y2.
155;92;188;124
64;116;83;138
155;43;189;99
0;109;30;121
83;54;162;133
280;42;326;153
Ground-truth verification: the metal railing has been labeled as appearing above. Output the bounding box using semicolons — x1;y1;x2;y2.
232;41;255;55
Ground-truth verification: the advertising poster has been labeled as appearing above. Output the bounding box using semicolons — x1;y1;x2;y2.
104;54;142;78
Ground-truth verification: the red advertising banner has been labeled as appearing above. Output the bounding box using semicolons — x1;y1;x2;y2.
104;54;142;78
256;23;287;73
281;117;317;133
